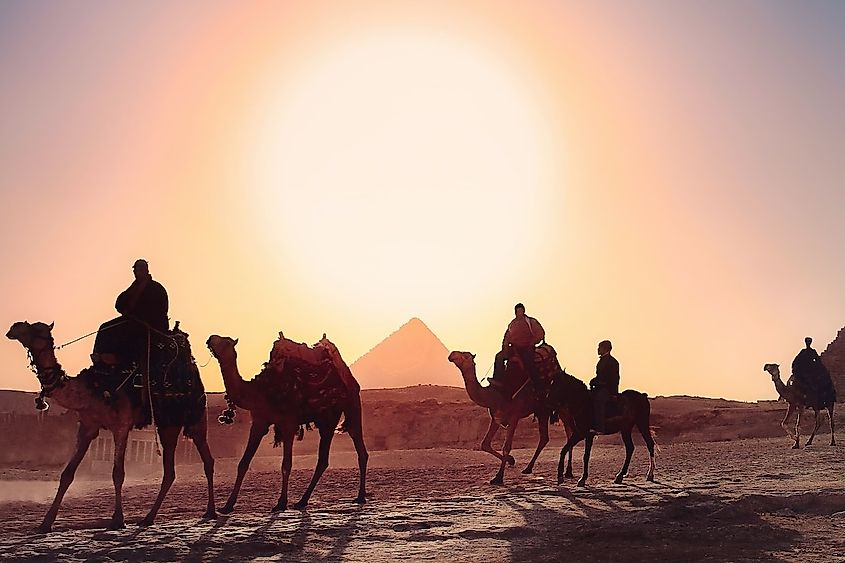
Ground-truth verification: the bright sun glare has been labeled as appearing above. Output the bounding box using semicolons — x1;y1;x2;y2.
241;28;559;315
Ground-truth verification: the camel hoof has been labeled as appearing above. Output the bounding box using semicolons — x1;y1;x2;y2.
506;456;515;467
109;518;127;530
791;444;800;450
565;471;574;479
831;440;837;446
353;495;366;505
557;476;564;485
35;523;52;534
521;467;533;475
576;479;587;488
613;475;624;485
271;502;288;513
293;500;308;510
219;504;235;515
646;474;655;482
202;510;218;520
490;476;504;486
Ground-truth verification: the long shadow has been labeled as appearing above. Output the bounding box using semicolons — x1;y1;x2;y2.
499;486;801;563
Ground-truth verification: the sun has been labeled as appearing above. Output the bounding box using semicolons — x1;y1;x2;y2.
238;27;561;318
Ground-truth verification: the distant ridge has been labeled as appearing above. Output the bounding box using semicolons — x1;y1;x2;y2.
350;318;458;389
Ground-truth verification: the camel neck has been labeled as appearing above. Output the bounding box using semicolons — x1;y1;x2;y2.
459;364;502;409
217;355;257;410
772;375;789;399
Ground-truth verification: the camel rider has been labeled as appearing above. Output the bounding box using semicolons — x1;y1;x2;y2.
791;336;836;404
115;259;169;332
590;340;619;433
93;259;169;368
491;303;545;391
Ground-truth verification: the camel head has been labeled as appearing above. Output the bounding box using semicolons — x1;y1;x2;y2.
448;351;476;372
763;363;781;380
6;321;54;352
206;335;238;363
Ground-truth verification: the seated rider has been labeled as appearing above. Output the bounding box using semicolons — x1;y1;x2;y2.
491;303;545;391
92;259;169;369
790;336;832;396
590;339;619;433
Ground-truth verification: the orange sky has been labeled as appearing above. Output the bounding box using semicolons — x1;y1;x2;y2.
2;1;844;400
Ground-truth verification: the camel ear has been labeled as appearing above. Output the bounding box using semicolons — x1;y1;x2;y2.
322;333;327;339
48;321;54;330
471;353;476;359
233;338;239;345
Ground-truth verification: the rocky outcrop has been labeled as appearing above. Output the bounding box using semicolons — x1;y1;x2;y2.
821;327;845;403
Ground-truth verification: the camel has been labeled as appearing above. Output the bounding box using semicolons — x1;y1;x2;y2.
206;334;367;513
763;363;835;449
448;351;575;485
549;370;655;487
6;321;215;533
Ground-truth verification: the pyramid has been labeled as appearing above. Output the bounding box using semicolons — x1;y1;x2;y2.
350;318;459;389
821;327;845;403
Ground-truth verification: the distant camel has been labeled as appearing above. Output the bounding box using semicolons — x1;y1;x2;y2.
448;350;575;485
548;370;655;487
206;334;367;513
6;321;215;533
763;363;835;449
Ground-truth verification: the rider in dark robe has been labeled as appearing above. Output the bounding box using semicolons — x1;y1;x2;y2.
590;340;619;433
93;259;169;367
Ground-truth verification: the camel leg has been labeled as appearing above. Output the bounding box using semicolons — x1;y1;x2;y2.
480;416;513;466
637;419;656;482
614;430;635;485
491;419;519;485
792;410;802;449
39;424;99;533
522;413;549;474
220;421;269;514
188;419;217;519
294;424;337;509
140;426;180;526
272;430;295;512
781;404;797;445
109;426;130;529
806;409;822;446
828;404;836;446
557;431;587;484
346;408;369;504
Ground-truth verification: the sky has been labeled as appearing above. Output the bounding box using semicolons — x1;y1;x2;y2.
1;1;844;401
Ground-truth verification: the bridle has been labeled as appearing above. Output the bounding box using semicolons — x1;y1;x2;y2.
24;327;67;395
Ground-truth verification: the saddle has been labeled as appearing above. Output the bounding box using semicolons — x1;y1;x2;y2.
497;343;562;396
86;323;205;428
265;333;348;413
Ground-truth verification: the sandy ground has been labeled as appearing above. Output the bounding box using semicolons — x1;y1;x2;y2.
2;437;845;562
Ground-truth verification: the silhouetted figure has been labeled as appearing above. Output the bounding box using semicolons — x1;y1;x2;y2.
492;303;545;391
790;336;835;405
93;259;169;367
116;259;169;332
590;340;619;433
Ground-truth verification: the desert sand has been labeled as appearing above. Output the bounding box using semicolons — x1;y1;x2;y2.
2;435;845;562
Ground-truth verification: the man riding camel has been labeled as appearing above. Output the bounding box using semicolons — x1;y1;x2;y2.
491;303;545;392
92;259;169;369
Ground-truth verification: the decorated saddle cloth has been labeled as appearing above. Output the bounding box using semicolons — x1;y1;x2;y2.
266;333;348;412
82;325;206;427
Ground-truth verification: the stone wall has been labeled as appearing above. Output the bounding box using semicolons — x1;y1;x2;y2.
821;327;845;403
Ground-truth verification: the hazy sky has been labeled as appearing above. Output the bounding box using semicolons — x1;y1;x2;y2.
1;1;844;401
